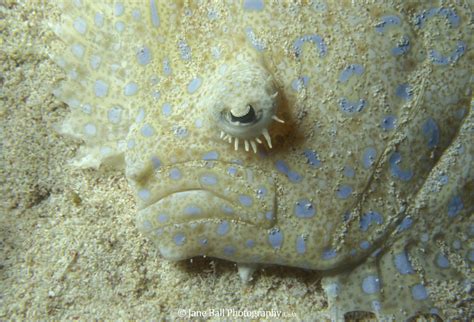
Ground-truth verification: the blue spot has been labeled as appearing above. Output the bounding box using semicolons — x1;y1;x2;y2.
71;43;85;58
436;253;450;268
114;3;124;16
138;189;150;201
150;0;160;27
468;250;474;262
391;35;410;56
200;174;217;186
343;166;355;178
73;17;87;34
243;0;263;11
107;106;122;124
360;241;371;250
94;80;109;97
339;64;364;83
227;167;238;176
339;97;367;114
422;118;440;149
322;248;337;260
178;40;191;60
162;103;172;116
174;233;186;246
303;149;321;168
362;147;377;169
124;82;138;96
246;239;255;248
293;34;327;58
221;204;234;215
362;275;380;294
184;205;201;216
397;216;413;232
268;229;283;249
381;115;397;131
429;41;466;65
245;27;265;51
275;160;302;183
394;251;414;274
137;47;151;65
296;236;306;254
151;156;161;169
337;185;352;199
294;199;316;218
202;151;219;161
217;221;229;235
256;187;267;198
411;284;428;301
291;76;309;92
163;58;171;75
199;238;208;246
375;15;401;33
389;152;413;181
187;77;202;94
141;124;154;137
169;168;181;180
395;84;412;100
239;195;253;207
94;12;104;27
115;21;125;33
415;8;460;29
157;213;168;223
223;246;236;256
360;211;383;232
265;211;273;220
447;195;463;217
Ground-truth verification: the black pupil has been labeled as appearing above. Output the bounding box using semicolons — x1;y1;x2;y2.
230;105;256;124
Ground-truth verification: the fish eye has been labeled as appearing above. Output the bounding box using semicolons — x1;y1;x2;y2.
229;104;257;124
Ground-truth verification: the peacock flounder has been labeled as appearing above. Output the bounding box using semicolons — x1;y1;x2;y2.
52;0;473;319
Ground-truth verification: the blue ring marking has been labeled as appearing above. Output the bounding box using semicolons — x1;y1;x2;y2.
447;195;463;218
422;118;440;149
217;221;230;236
303;149;322;168
394;251;414;274
411;284;428;301
202;151;219;161
435;253;450;268
391;35;410;56
339;98;367;114
396;216;413;233
227;166;238;176
268;229;283;249
293;34;327;58
339;64;364;83
395;83;413;100
243;0;264;11
375;15;401;33
362;275;380;294
336;185;353;199
429;41;466;65
359;211;383;232
362;147;377;169
294;199;316;218
381;115;397;131
296;236;306;254
389;152;413;181
169;168;182;180
187;77;202;94
322;248;337;260
174;233;186;246
415;8;460;28
137;47;152;66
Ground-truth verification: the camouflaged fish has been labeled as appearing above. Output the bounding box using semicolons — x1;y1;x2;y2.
52;0;473;319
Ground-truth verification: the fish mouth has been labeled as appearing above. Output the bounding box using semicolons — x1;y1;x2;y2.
135;160;276;259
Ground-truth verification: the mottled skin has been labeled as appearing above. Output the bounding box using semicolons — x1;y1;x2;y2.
53;0;473;319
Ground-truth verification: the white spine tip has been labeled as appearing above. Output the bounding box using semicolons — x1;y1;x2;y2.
272;115;285;123
234;138;239;150
262;128;272;149
250;140;257;153
244;140;249;152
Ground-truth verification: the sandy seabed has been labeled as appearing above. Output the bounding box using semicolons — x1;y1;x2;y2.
0;1;470;320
